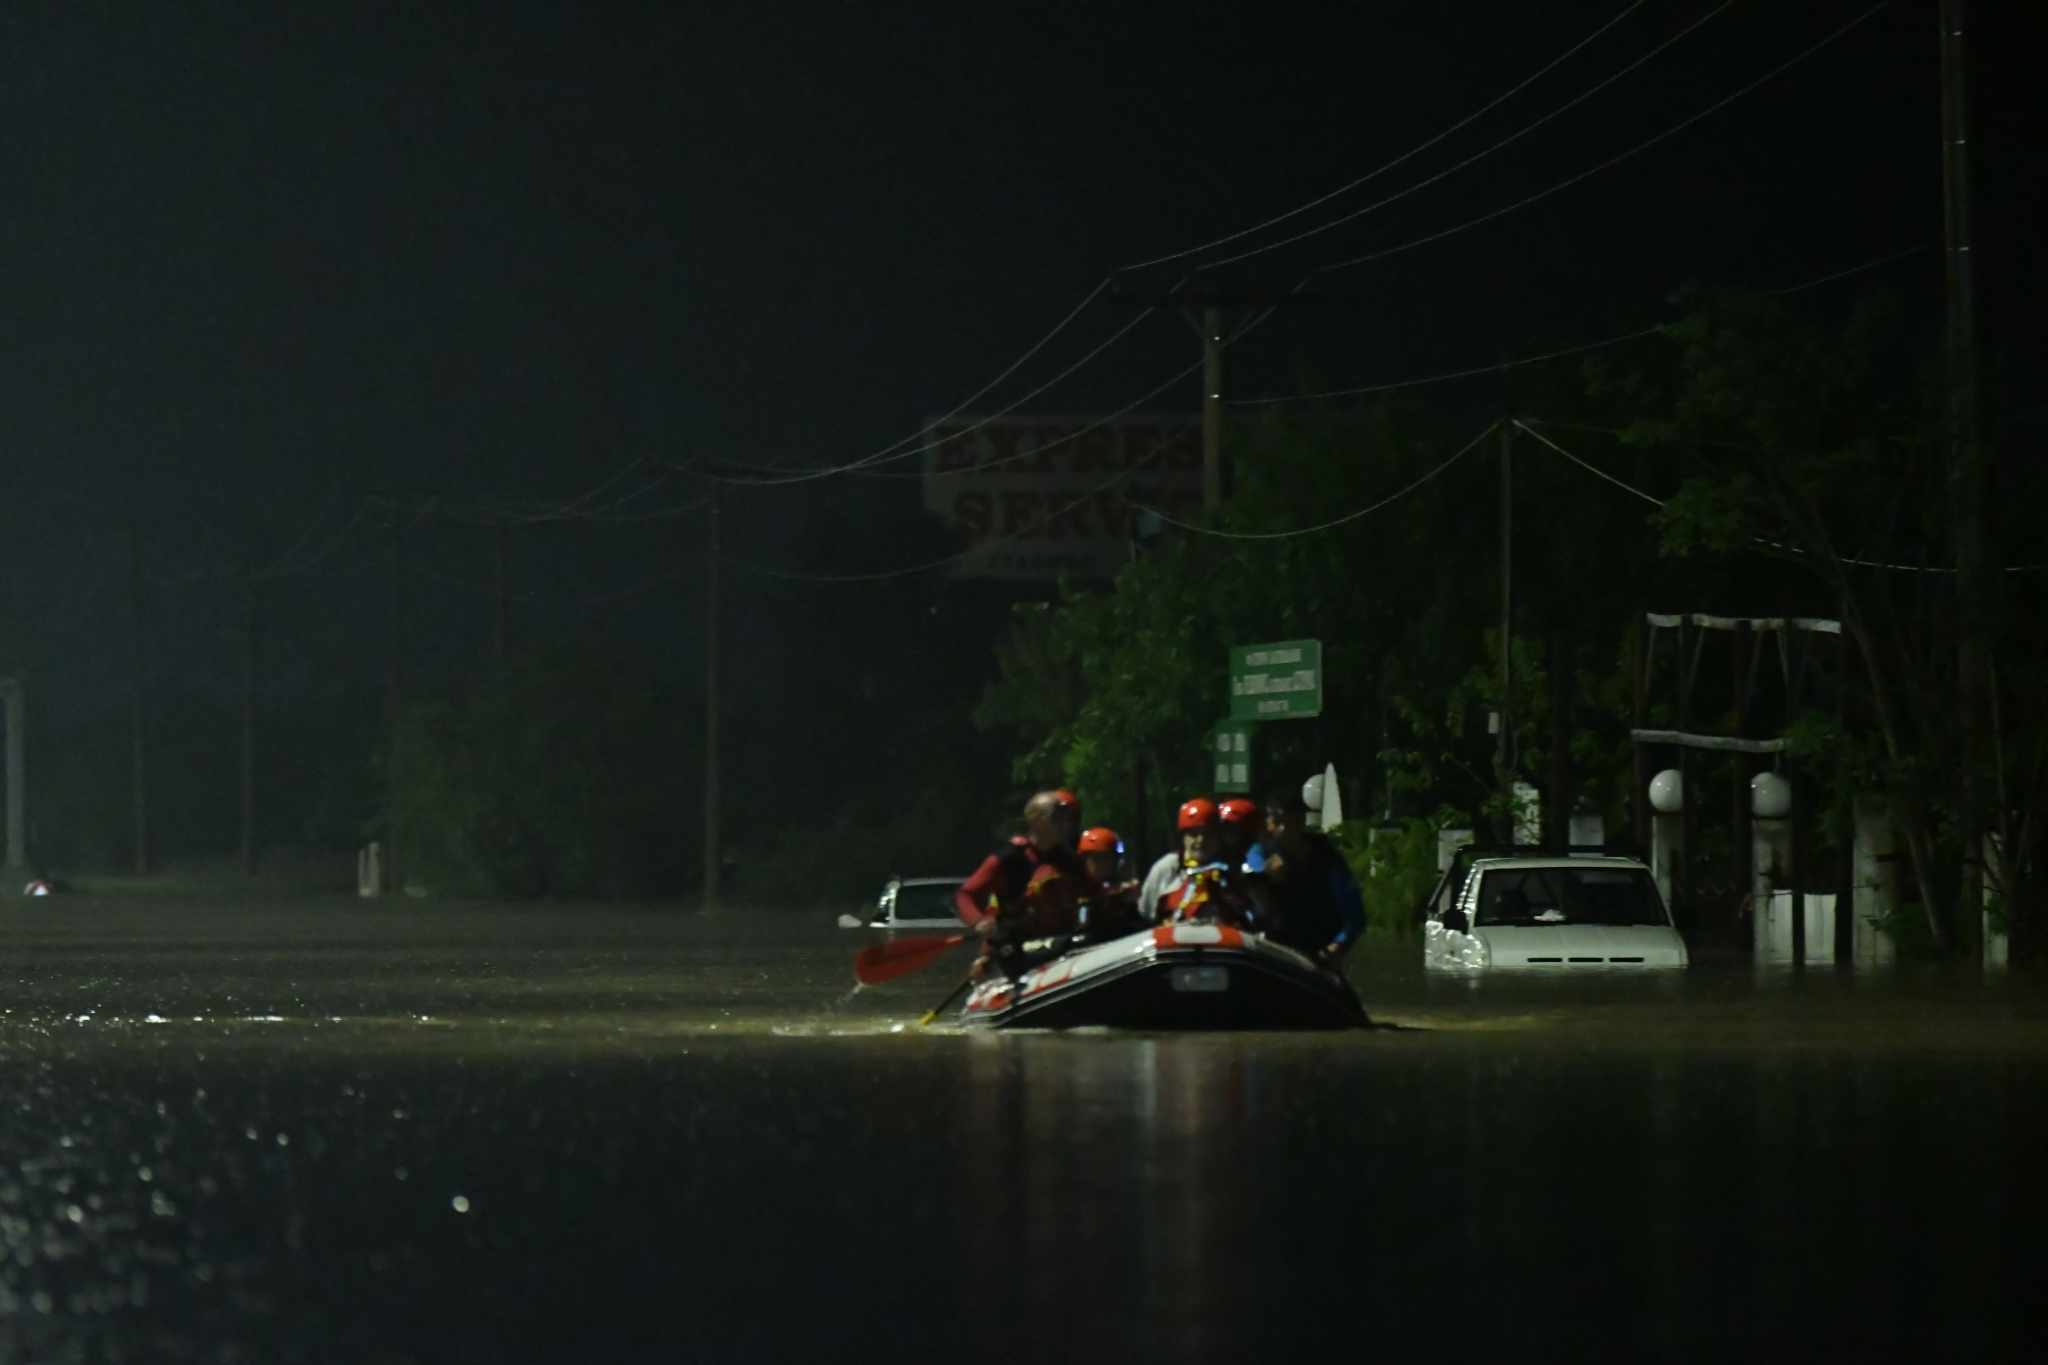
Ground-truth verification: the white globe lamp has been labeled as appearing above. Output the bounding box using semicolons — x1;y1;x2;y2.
1648;768;1684;814
1750;771;1792;820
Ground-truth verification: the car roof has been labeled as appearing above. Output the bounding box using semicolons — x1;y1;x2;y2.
1467;855;1649;872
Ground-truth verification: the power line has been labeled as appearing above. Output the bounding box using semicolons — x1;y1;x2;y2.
847;304;1275;481
724;306;1160;486
1235;239;1930;408
1511;418;1664;506
721;355;1204;583
1116;0;1653;273
707;277;1124;487
1767;243;1932;295
1514;418;2048;573
1197;2;1732;273
1236;325;1665;407
1317;3;1890;275
1123;420;1497;541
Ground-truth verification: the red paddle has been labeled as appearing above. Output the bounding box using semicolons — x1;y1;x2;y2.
853;933;967;985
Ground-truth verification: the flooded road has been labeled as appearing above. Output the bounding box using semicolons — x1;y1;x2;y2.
2;899;2044;1361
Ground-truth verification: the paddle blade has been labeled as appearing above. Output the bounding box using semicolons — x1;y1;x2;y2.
853;933;965;985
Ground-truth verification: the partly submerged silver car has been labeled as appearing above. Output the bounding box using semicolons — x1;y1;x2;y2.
1422;853;1688;971
840;875;967;931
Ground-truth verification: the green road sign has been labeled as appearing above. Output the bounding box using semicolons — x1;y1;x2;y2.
1229;639;1323;721
1210;721;1254;794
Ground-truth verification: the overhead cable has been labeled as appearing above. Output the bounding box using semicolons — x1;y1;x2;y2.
1236;326;1664;406
1318;2;1889;275
711;277;1121;486
1116;0;1652;273
1242;242;1930;407
724;305;1158;486
1198;2;1732;272
850;305;1274;481
1513;419;2048;574
1122;420;1497;541
721;350;1209;582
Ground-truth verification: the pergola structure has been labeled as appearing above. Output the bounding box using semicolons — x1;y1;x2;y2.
1630;612;1850;959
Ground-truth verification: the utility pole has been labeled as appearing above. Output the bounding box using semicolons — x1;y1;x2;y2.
128;519;150;877
386;505;404;897
1941;0;1987;959
1111;280;1315;515
240;571;258;877
1;677;24;874
494;521;510;665
701;472;721;910
1201;305;1223;512
1497;419;1514;843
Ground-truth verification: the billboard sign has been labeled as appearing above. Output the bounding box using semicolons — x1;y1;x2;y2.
922;415;1201;581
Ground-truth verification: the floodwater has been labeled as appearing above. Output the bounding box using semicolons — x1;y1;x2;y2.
2;900;2044;1362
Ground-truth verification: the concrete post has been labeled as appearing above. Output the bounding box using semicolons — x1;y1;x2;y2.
1984;833;2009;971
0;678;23;874
1851;797;1897;967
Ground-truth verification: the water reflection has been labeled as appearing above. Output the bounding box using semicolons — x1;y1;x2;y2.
0;901;2042;1360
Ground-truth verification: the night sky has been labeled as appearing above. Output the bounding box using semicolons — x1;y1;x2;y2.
4;1;2040;856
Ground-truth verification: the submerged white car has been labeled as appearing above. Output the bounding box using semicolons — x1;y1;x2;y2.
840;875;967;931
1422;852;1688;972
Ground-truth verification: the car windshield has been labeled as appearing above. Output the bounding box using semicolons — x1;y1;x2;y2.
1475;867;1668;928
892;881;960;923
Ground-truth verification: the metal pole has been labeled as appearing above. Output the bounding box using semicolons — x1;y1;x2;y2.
1;678;23;872
1790;772;1807;969
129;520;149;877
240;574;257;877
1202;305;1223;513
386;507;403;896
702;474;721;909
494;521;509;665
1499;420;1513;842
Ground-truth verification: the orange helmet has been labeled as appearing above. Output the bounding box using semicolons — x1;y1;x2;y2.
1217;797;1260;827
1052;788;1079;810
1177;797;1218;830
1078;826;1122;855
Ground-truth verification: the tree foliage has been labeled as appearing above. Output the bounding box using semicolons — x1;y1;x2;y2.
386;646;693;899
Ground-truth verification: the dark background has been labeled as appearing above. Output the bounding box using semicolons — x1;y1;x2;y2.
3;1;2039;879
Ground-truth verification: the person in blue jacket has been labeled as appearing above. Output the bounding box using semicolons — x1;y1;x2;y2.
1259;786;1365;967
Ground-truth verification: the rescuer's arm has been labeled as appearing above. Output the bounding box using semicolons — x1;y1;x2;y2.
1323;861;1366;958
955;855;1005;936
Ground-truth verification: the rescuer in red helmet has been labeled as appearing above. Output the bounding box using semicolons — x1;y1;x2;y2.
1075;825;1141;940
1216;797;1263;871
1136;797;1217;922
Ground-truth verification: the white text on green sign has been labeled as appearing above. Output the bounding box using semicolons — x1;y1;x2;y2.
1229;639;1323;720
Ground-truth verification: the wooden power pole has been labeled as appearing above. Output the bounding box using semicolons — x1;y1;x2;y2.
702;473;721;909
1942;0;1986;958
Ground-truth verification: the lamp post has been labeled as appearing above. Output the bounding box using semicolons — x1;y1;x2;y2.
1750;771;1794;967
1649;768;1684;916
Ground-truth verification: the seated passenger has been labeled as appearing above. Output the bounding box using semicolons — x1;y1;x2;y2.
1157;800;1262;929
1140;798;1218;922
1076;826;1142;939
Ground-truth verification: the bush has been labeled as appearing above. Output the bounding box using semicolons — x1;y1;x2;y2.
1332;817;1443;939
